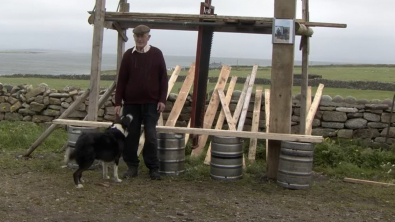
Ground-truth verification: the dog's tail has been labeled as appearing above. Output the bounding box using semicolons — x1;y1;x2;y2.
64;147;75;163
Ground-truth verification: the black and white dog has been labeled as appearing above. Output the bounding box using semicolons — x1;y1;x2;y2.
64;114;133;188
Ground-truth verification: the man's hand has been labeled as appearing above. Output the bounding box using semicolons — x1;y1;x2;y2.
114;106;122;117
157;102;165;113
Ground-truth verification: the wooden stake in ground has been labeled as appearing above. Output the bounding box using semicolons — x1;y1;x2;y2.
204;76;237;165
248;86;263;162
24;89;91;157
305;84;324;135
191;65;231;157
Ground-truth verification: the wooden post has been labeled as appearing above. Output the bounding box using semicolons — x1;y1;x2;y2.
87;0;106;121
248;86;263;162
267;0;297;179
24;89;91;157
264;89;270;163
116;1;129;78
299;0;310;134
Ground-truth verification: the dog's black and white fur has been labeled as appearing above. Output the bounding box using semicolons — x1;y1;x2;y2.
64;114;133;188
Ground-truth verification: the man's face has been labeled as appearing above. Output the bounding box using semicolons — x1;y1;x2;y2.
134;33;150;49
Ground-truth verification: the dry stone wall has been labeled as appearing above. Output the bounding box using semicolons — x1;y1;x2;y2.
1;83;395;146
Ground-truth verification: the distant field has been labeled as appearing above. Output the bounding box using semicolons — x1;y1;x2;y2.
1;65;394;100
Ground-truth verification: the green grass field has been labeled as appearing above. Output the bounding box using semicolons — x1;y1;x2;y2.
1;65;394;100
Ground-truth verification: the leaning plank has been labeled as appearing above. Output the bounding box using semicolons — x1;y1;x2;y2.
305;84;324;135
138;65;182;155
237;64;258;131
344;178;395;187
165;63;195;127
52;119;323;143
248;86;263;162
158;65;181;126
264;89;270;162
24;89;91;157
204;77;237;165
233;75;251;124
217;89;237;130
191;65;231;157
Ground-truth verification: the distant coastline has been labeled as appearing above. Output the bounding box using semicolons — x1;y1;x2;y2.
0;50;45;54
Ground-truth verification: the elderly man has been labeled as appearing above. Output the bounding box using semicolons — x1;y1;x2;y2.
114;25;168;180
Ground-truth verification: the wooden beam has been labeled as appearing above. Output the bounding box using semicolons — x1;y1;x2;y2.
267;0;296;180
87;0;106;121
344;178;395;187
158;65;181;126
112;22;128;42
248;86;263;162
299;0;310;135
217;89;237;130
52;119;324;143
264;89;270;163
24;89;90;157
204;76;237;165
305;84;324;135
165;64;195;127
138;65;181;156
191;65;231;157
237;64;257;131
100;12;346;29
233;75;251;124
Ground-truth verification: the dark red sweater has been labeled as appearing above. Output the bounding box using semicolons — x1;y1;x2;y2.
115;46;168;106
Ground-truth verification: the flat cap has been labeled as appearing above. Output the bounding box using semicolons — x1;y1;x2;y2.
133;25;150;35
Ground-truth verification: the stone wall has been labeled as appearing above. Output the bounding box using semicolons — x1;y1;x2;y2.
1;83;395;145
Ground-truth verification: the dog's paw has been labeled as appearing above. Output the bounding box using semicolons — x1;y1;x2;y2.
75;184;84;189
103;175;110;179
114;178;122;183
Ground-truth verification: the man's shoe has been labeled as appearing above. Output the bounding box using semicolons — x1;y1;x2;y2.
149;169;161;180
122;167;138;179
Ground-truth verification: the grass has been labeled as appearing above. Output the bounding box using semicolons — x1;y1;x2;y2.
1;65;394;100
1;120;395;184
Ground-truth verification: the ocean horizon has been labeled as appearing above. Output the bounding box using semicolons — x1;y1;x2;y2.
0;50;350;76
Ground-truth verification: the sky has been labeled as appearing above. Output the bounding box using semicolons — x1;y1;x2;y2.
0;0;394;64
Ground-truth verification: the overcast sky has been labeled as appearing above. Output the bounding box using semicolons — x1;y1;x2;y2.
0;0;394;64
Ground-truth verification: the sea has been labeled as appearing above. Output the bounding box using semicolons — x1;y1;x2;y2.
0;51;340;76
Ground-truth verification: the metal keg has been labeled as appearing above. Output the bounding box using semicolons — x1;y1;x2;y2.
66;126;99;169
210;136;243;180
157;132;185;175
277;141;315;190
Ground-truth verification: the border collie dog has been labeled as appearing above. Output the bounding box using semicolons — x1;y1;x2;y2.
64;114;133;188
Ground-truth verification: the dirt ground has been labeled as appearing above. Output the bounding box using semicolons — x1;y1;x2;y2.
1;154;395;222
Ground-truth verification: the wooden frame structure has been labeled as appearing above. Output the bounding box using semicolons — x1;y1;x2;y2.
26;0;346;180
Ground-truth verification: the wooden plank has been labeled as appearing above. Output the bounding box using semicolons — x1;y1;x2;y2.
24;89;91;157
138;65;182;156
217;90;236;130
299;0;310;135
305;84;324;135
52;119;323;143
264;89;270;163
305;86;312;134
233;75;251;123
204;77;237;165
112;22;128;42
87;0;106;121
237;64;258;131
102;12;346;29
158;65;181;126
191;65;231;157
267;0;297;179
248;86;263;162
344;178;395;187
184;120;191;146
165;63;195;127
